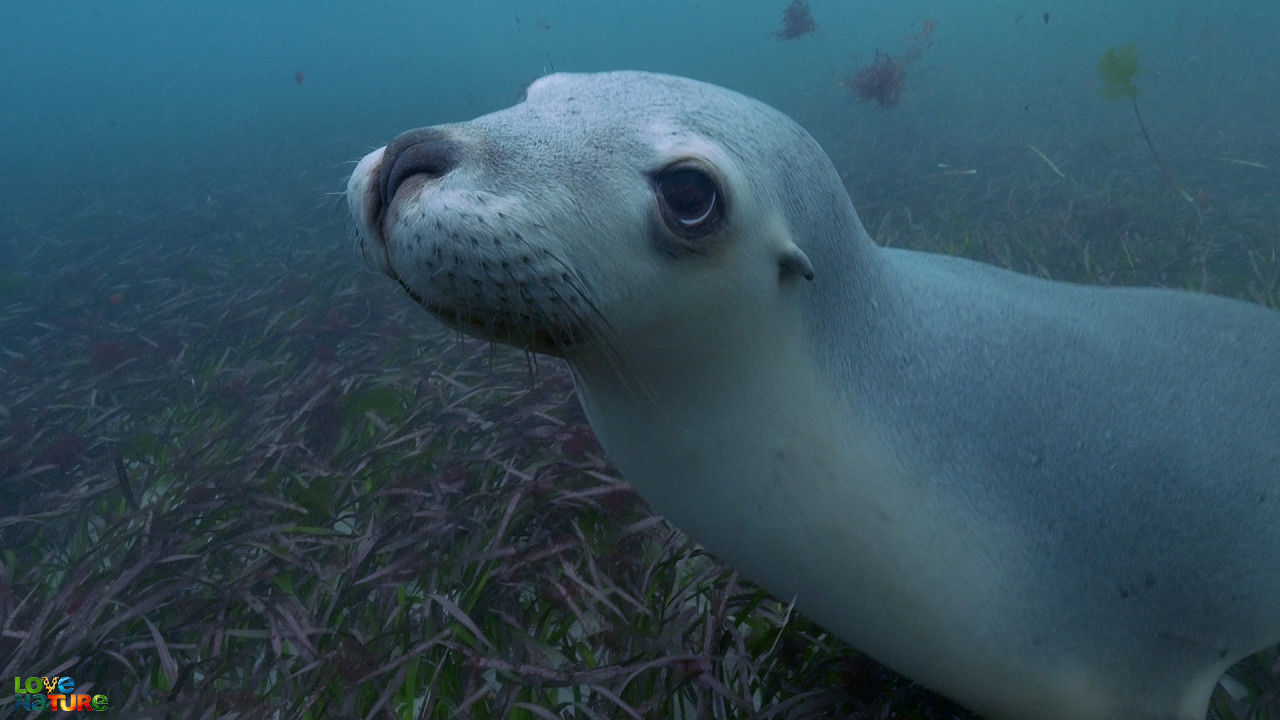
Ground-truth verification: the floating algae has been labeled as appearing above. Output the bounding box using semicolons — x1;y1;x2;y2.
1098;43;1193;203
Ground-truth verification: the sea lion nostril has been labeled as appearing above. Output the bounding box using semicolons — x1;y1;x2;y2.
378;127;461;211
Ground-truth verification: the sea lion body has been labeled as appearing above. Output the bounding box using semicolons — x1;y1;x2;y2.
347;71;1280;719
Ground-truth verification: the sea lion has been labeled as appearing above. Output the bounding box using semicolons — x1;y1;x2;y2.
346;71;1280;719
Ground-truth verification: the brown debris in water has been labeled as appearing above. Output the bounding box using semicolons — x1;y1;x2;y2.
841;19;936;108
847;51;907;108
774;0;817;40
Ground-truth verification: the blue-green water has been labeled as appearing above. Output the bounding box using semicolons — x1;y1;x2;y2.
3;1;1276;220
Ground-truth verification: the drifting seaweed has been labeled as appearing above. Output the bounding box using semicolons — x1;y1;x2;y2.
773;0;817;40
843;19;935;108
849;51;908;108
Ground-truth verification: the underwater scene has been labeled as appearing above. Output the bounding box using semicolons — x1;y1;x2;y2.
2;1;1278;717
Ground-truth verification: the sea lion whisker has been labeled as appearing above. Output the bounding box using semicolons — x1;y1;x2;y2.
538;247;619;338
531;248;635;385
531;263;642;398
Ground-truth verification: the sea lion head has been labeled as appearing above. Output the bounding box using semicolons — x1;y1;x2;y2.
347;71;868;359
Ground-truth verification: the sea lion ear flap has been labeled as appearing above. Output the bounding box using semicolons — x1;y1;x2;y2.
778;243;815;281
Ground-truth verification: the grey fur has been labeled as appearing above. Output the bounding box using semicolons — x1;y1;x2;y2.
348;71;1280;720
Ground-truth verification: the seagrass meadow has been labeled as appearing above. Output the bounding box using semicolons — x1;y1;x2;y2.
2;120;1278;718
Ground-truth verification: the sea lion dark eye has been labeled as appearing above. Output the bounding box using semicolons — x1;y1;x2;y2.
652;165;723;237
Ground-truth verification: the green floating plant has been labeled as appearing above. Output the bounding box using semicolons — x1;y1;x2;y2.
1098;43;1140;100
1097;43;1194;203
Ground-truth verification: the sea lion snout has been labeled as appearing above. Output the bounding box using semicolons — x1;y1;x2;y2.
347;120;602;356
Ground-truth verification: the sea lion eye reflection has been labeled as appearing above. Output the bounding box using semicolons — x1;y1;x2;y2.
651;163;724;236
348;71;1280;720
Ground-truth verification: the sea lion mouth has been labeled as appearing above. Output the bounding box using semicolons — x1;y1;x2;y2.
368;213;593;358
375;263;579;355
421;297;590;356
358;213;595;356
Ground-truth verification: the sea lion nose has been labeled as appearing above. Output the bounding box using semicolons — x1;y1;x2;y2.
378;127;461;212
